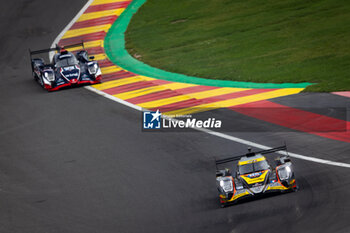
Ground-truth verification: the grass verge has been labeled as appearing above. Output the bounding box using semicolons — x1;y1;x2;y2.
125;0;350;92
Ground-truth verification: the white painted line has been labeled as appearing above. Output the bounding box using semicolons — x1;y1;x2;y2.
85;86;142;111
195;127;350;168
52;0;350;169
86;87;350;168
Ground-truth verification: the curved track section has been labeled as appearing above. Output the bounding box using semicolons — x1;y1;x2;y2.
57;0;350;143
0;1;349;233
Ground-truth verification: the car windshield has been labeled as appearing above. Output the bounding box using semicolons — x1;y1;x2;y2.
239;160;269;175
56;54;78;67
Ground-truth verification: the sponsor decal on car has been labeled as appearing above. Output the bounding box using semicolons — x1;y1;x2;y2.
247;172;262;178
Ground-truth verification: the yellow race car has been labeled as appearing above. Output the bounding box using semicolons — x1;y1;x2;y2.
215;146;297;207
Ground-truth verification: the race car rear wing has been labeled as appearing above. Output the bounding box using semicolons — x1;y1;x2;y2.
215;145;288;166
29;42;85;56
29;42;85;71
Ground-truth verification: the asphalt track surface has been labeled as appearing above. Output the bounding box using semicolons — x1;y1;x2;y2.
0;1;350;232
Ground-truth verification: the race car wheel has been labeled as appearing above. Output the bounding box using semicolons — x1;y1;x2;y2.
39;76;44;87
220;200;227;208
292;184;299;192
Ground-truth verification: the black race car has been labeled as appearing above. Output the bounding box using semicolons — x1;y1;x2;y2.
215;145;297;207
29;42;102;91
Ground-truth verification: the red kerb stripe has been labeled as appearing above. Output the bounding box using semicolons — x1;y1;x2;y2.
230;100;350;143
70;46;104;55
128;85;218;104
84;1;131;13
98;60;116;68
175;85;218;94
102;71;137;81
152;89;276;113
149;99;202;112
128;90;182;104
103;81;156;95
70;15;117;29
59;31;106;46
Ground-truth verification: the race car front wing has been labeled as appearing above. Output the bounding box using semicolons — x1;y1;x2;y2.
220;178;296;205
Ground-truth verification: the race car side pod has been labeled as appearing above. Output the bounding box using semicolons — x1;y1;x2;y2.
215;145;288;166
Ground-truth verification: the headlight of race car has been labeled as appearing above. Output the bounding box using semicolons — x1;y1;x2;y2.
44;71;55;81
278;165;292;180
220;179;233;192
88;63;99;75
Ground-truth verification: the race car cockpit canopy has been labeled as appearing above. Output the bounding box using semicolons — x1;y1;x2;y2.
238;155;270;175
54;52;79;67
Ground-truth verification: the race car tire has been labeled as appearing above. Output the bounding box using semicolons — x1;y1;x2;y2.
292;184;299;192
220;202;227;208
39;76;44;87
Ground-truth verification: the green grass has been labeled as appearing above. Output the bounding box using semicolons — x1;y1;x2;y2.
125;0;350;92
